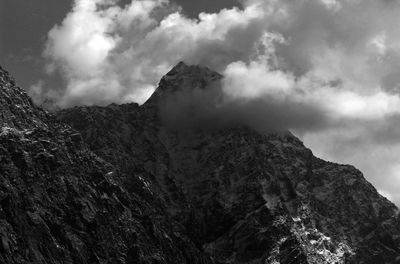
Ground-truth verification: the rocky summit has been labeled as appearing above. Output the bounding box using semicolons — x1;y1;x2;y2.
0;62;399;263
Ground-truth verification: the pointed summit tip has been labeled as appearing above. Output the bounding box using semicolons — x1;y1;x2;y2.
166;61;190;76
176;61;187;67
165;61;222;79
143;61;223;106
161;61;223;85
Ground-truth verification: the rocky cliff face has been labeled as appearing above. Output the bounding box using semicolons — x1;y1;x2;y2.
1;61;400;264
58;62;400;263
0;65;213;263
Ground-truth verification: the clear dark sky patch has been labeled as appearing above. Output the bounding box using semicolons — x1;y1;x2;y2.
0;0;73;89
173;0;239;18
0;0;4;57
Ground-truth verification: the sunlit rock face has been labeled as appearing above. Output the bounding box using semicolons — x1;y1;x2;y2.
0;65;213;264
1;61;399;264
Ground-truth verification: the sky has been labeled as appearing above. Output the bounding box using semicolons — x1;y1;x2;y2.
1;0;400;206
0;0;237;95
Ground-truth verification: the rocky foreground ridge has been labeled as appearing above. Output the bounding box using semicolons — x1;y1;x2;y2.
0;63;399;263
0;65;212;263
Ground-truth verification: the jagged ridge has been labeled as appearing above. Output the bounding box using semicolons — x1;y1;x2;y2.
0;66;213;263
58;62;400;263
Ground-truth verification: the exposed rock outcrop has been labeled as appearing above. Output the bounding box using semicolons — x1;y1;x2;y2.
0;65;213;264
0;61;398;263
58;62;400;263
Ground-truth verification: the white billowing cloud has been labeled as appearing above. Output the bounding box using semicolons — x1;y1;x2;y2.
42;0;171;106
221;51;400;123
222;60;295;100
45;0;118;75
37;0;400;205
39;0;400;109
40;0;265;107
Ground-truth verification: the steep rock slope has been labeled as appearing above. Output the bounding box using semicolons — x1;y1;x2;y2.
0;65;213;263
58;62;400;263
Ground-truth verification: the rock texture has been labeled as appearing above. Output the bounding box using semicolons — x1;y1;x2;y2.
1;61;400;263
0;65;212;263
58;62;400;263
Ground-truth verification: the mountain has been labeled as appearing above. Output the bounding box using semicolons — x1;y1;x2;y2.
1;61;400;263
58;62;400;263
0;65;212;263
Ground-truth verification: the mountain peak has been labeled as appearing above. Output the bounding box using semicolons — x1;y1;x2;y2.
3;61;400;263
166;61;189;75
162;61;222;86
144;62;222;106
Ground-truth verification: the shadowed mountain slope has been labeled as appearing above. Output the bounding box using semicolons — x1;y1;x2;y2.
58;62;400;264
0;65;213;264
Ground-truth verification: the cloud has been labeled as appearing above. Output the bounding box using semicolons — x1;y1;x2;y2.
38;0;267;107
37;0;400;108
159;75;328;132
36;0;400;205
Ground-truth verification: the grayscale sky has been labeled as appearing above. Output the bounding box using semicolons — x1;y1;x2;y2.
0;0;238;90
